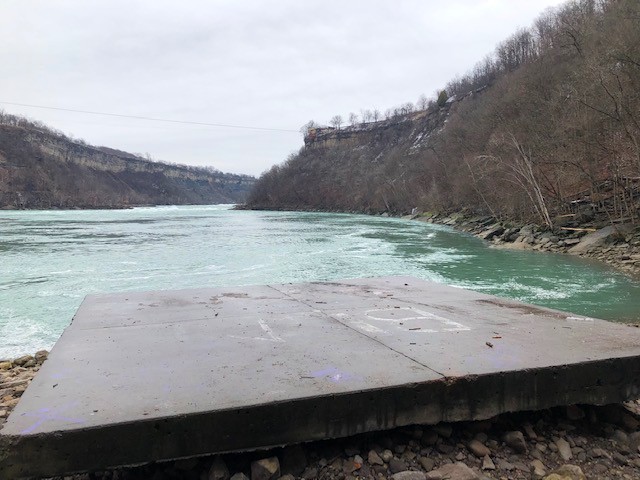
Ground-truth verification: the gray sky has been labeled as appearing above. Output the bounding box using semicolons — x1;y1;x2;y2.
1;0;565;177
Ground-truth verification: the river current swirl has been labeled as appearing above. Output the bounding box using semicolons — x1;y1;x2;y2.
1;205;639;358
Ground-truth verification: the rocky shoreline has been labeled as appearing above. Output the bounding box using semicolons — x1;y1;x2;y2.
0;351;47;431
410;212;640;279
3;354;640;479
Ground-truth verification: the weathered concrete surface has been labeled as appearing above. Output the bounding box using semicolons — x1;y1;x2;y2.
2;276;640;478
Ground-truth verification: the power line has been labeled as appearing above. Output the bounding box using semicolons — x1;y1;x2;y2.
0;101;299;133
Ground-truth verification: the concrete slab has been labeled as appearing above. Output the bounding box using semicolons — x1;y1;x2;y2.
3;276;640;478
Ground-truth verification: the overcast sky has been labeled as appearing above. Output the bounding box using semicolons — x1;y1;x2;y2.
1;0;566;177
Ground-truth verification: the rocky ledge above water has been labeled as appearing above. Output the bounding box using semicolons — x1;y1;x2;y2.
3;353;640;479
412;212;640;278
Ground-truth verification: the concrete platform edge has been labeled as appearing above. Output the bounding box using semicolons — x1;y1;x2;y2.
3;356;640;479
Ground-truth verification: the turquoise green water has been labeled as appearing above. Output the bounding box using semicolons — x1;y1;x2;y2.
1;205;639;358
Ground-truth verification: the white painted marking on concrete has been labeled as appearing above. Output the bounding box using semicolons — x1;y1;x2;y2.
229;319;285;343
258;319;284;342
352;320;388;334
364;307;470;333
332;313;390;334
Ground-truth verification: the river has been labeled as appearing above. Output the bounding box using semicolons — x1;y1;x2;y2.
1;204;639;358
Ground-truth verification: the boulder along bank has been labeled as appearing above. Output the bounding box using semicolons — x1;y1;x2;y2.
3;353;640;479
410;212;640;279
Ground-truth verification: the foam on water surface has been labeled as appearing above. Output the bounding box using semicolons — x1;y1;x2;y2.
0;205;639;358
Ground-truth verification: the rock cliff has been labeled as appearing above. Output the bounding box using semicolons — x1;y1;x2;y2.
246;104;454;214
0;124;254;209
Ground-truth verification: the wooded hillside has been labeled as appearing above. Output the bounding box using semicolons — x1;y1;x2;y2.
0;113;255;209
246;0;640;228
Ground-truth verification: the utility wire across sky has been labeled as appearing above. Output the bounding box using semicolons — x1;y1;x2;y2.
0;101;299;133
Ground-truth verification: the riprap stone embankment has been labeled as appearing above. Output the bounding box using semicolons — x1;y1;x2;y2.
414;212;640;278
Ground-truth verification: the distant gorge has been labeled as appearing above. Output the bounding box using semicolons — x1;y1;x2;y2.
0;124;255;209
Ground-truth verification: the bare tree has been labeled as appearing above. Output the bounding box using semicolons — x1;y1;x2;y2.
348;112;358;126
417;94;429;110
329;115;343;130
475;133;553;227
400;103;414;115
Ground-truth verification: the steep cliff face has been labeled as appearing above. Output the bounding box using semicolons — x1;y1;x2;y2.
0;124;254;209
246;103;455;214
246;0;640;226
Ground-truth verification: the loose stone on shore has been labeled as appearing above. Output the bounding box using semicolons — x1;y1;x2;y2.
468;439;491;458
0;350;48;429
